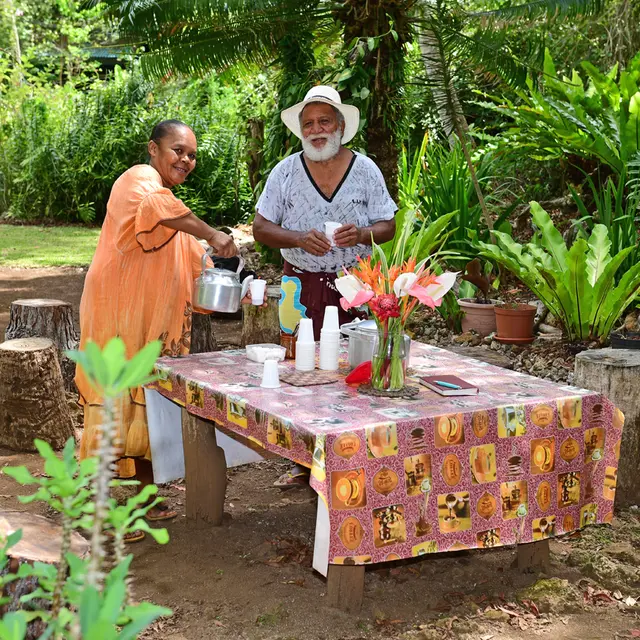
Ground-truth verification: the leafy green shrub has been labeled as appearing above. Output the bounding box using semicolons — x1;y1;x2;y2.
570;170;640;278
477;202;640;341
1;338;171;637
0;61;254;226
482;50;640;178
399;134;513;257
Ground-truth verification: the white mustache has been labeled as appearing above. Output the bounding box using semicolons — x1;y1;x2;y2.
308;135;329;141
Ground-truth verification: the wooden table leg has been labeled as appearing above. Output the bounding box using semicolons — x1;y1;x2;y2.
517;539;550;571
181;409;227;527
326;564;365;613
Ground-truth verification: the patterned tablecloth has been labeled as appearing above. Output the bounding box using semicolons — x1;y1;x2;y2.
149;342;623;566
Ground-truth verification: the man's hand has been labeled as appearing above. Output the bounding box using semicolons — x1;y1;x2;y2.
207;229;237;258
298;230;331;256
334;224;362;248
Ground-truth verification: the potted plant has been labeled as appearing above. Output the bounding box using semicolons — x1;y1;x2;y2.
610;311;640;349
458;259;499;336
495;302;537;344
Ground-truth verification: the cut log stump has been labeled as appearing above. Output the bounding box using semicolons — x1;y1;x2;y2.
241;285;281;347
0;338;74;451
574;348;640;508
5;299;79;391
0;510;90;640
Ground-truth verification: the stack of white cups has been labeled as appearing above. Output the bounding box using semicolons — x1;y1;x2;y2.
319;306;340;371
295;318;316;372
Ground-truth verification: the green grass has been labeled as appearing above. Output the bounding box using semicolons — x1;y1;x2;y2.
0;224;100;267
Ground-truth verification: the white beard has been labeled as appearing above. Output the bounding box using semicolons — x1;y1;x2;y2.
301;129;342;162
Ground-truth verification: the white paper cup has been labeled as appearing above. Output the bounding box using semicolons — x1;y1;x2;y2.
260;359;281;388
324;221;342;247
297;318;315;343
250;279;266;305
322;305;340;331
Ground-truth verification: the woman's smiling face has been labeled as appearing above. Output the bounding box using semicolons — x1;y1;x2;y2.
148;126;197;188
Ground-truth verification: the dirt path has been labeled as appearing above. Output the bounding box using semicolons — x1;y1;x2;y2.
1;268;639;639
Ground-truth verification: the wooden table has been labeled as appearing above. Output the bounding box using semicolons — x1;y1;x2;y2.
147;343;623;612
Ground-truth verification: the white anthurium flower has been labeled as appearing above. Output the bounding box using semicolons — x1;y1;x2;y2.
335;274;366;303
393;272;418;298
422;271;459;302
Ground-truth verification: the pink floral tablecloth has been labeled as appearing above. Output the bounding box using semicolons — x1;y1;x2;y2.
149;342;623;566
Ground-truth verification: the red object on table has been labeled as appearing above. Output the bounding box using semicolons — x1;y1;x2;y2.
345;361;372;385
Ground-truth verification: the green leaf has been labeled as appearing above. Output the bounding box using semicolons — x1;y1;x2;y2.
565;238;592;339
118;603;172;640
114;341;162;393
80;587;101;634
367;37;376;51
586;224;612;286
131;519;170;544
3;466;36;485
0;612;28;640
530;202;567;271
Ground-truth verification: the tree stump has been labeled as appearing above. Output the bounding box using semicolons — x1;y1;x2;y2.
0;510;90;640
574;348;640;508
190;313;218;354
5;299;79;391
241;285;281;347
0;338;74;451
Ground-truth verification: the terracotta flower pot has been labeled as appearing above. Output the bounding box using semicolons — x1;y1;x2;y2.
495;304;537;344
458;298;499;337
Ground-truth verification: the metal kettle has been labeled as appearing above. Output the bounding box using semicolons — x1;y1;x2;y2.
193;253;253;313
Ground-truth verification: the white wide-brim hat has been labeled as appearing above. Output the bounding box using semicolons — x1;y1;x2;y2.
281;85;360;145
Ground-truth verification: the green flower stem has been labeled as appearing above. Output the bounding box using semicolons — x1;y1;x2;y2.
372;319;406;391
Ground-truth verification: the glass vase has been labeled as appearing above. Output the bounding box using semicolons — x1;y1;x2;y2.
371;328;407;392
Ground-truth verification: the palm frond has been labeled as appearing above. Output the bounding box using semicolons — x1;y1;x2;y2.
97;0;332;77
469;0;603;23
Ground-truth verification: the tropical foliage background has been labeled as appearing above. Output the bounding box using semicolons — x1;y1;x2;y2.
1;0;640;341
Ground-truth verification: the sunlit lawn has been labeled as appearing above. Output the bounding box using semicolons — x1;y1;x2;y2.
0;224;100;267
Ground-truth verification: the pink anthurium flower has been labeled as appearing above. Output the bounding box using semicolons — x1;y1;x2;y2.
407;272;458;308
335;274;374;310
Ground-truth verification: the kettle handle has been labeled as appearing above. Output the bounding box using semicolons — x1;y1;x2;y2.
236;256;245;274
201;252;208;274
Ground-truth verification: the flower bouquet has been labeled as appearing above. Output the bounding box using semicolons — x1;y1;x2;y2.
335;216;457;392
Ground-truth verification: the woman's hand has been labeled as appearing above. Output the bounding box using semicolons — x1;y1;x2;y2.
207;229;237;258
241;292;268;307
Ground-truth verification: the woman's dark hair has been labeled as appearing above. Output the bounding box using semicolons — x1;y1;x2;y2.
149;119;189;143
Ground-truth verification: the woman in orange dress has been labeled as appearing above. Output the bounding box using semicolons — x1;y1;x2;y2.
76;120;238;539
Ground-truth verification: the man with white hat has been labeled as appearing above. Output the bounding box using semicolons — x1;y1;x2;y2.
254;85;397;488
254;85;397;342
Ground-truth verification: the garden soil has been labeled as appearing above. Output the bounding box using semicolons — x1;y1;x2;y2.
1;267;640;639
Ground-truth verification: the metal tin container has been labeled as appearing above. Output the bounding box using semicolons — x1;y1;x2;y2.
340;319;411;368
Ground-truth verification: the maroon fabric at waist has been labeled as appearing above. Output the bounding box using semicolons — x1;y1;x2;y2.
282;261;362;340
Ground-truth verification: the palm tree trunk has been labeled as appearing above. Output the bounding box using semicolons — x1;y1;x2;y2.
338;0;411;202
6;0;22;80
417;16;493;231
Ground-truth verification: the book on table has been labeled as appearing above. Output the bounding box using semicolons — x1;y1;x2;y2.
418;374;479;396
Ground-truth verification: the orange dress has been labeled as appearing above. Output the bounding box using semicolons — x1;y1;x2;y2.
76;164;211;477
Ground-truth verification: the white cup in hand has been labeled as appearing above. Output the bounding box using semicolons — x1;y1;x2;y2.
324;221;342;247
250;279;267;305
